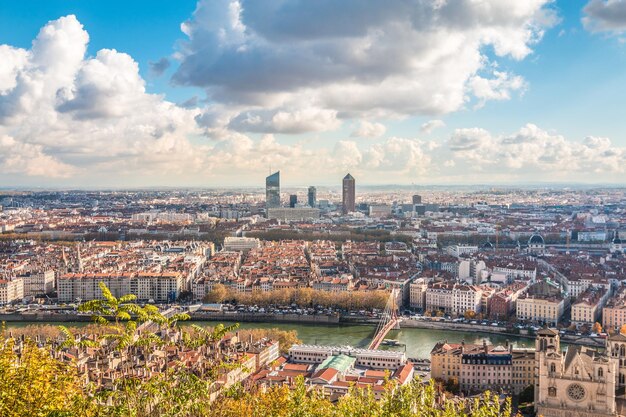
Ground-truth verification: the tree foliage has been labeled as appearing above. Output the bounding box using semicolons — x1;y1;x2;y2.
592;322;603;334
204;283;228;303
223;287;389;310
237;328;301;354
0;338;87;417
0;283;516;417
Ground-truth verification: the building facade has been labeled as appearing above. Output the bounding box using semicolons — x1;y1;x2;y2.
342;174;355;214
431;340;534;395
266;171;280;209
516;294;565;326
21;269;55;296
266;207;321;222
308;186;317;208
536;329;619;417
603;287;626;332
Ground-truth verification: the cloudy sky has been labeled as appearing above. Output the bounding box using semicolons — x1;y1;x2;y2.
0;0;625;187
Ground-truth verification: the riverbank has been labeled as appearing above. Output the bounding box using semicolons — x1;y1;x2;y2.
2;319;536;359
0;311;603;348
399;319;603;348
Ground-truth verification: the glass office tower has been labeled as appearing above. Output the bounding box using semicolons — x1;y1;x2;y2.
266;171;280;208
308;186;317;208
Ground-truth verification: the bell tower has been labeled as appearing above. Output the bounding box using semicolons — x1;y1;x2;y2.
535;328;560;402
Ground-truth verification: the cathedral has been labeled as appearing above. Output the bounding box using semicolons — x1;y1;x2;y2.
535;328;626;417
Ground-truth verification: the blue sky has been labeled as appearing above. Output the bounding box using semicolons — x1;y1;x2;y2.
0;0;625;187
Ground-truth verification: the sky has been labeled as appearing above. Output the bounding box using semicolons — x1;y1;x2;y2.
0;0;625;188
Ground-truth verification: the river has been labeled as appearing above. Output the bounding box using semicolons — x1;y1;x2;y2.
4;320;536;359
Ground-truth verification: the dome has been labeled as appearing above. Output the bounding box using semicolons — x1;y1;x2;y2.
528;234;544;245
482;241;494;249
614;237;623;245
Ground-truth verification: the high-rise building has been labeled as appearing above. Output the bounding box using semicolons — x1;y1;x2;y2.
266;171;280;209
412;194;422;205
308;186;317;208
289;194;298;208
342;173;355;214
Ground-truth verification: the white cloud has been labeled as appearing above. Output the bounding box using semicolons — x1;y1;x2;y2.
1;14;622;186
420;119;446;134
0;134;75;178
583;0;626;34
351;120;386;138
174;0;556;133
468;71;527;107
0;15;203;180
446;124;626;179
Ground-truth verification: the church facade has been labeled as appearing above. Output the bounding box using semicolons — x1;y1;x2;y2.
536;328;626;417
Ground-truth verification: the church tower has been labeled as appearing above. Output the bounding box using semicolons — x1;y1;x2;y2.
535;328;560;402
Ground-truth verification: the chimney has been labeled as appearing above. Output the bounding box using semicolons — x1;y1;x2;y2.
483;339;488;354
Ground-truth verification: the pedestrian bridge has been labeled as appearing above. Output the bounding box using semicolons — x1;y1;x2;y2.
368;288;400;350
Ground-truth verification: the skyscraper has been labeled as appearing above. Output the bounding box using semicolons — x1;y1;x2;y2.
308;186;317;208
342;174;355;214
289;194;297;208
412;194;422;205
266;171;280;209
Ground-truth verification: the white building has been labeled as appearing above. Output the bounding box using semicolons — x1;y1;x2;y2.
452;284;483;315
288;345;406;370
446;245;478;258
516;295;565;326
409;278;428;311
58;272;185;303
0;277;24;304
223;237;261;252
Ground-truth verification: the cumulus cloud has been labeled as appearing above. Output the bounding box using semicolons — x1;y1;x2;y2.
420;119;446;134
1;13;622;186
228;107;340;134
446;124;626;178
351;120;386;138
0;15;202;180
0;135;75;178
583;0;626;34
468;71;526;107
174;0;556;133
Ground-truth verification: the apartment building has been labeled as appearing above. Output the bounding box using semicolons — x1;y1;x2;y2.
452;285;482;315
0;277;24;304
570;286;609;327
602;286;626;332
58;272;184;303
311;275;354;292
21;269;55;296
223;237;261;252
568;276;610;300
431;340;534;395
425;281;455;314
409;278;428;311
516;294;565;326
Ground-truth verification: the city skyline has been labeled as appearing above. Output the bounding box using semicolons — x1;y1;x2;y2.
1;0;626;187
